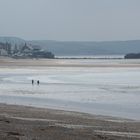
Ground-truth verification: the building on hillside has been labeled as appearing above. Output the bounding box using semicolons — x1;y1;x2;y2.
0;42;12;56
0;42;55;59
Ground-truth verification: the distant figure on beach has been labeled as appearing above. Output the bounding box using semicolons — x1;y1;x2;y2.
32;80;34;85
37;80;40;85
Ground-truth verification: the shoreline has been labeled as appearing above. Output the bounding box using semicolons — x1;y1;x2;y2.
1;94;139;121
0;58;140;121
0;103;140;140
0;58;140;139
0;58;140;68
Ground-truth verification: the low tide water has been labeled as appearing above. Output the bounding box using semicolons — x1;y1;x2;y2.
0;59;140;120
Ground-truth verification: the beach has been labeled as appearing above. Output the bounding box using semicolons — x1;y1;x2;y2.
0;103;140;140
0;58;140;139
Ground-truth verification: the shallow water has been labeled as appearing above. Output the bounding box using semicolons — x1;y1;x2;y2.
0;59;140;120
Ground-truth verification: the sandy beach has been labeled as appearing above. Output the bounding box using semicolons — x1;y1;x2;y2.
0;58;140;139
1;0;140;139
0;103;140;140
0;57;140;68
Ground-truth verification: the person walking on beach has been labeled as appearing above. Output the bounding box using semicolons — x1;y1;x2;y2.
32;80;34;85
37;80;40;85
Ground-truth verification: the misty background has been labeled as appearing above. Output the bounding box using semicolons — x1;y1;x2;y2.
0;0;140;56
0;0;140;41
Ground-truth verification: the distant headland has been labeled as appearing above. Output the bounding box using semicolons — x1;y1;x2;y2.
1;37;140;59
125;53;140;59
0;37;55;59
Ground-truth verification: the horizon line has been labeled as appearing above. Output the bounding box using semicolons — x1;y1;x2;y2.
0;36;140;42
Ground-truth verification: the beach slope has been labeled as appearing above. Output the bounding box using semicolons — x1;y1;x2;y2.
0;104;140;140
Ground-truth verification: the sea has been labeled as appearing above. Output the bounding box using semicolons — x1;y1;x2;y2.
0;56;140;120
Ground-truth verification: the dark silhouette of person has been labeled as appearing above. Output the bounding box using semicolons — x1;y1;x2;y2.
32;80;34;85
37;80;40;85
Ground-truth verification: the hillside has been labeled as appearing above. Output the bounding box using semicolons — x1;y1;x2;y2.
0;37;140;56
29;40;140;56
0;37;54;58
0;37;26;46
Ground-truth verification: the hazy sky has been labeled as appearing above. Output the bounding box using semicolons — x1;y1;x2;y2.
0;0;140;41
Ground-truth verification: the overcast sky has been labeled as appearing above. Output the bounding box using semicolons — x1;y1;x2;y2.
0;0;140;41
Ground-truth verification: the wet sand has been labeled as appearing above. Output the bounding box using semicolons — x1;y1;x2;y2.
0;58;140;139
0;58;140;68
0;104;140;140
